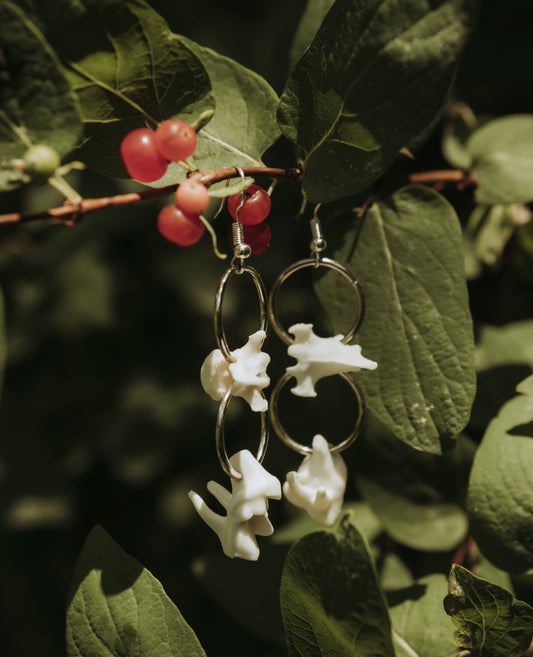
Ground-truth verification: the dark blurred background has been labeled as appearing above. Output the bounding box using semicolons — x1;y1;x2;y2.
1;1;533;655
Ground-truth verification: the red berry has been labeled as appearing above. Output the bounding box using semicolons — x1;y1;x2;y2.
227;185;271;225
155;119;197;161
120;128;168;182
157;204;205;246
176;180;210;214
228;222;271;255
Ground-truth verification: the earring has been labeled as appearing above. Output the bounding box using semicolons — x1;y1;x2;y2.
189;168;281;561
269;208;377;527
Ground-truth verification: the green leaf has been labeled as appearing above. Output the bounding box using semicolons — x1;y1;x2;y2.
26;0;214;180
273;501;382;546
181;37;281;177
352;422;474;550
379;554;414;592
315;185;476;453
278;0;477;203
444;564;533;657
0;1;82;190
468;115;533;205
471;320;533;430
66;525;207;657
442;103;478;170
388;574;456;657
280;512;395;657
289;0;335;70
467;375;533;573
464;204;517;268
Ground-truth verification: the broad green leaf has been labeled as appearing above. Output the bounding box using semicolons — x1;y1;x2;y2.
278;0;477;203
315;185;476;452
351;421;474;550
0;1;82;190
467;375;533;573
66;525;206;657
444;564;533;657
359;479;468;552
180;37;281;178
289;0;335;70
467;115;533;205
25;0;214;180
280;512;395;657
388;574;456;657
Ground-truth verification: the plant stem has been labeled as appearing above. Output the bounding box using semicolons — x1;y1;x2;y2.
48;173;83;204
0;166;301;226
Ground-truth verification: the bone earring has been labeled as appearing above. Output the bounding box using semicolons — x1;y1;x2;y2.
269;208;377;527
189;168;281;561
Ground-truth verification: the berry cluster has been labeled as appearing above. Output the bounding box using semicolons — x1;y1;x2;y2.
120;119;197;183
121;119;212;246
120;120;272;253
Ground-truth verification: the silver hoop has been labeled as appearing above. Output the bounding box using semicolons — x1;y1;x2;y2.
268;257;365;346
269;371;366;455
216;388;269;479
214;264;268;362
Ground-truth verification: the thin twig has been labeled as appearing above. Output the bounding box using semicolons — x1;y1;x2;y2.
0;166;301;226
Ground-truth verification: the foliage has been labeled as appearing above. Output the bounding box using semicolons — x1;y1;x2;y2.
1;0;533;656
444;564;533;656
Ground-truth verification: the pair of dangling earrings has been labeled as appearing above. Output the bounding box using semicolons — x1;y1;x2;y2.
188;177;378;561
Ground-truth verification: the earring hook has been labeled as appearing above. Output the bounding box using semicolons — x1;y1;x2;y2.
231;167;251;268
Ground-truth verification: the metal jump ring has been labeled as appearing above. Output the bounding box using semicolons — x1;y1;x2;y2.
268;257;365;346
269;371;366;455
214;263;268;362
216;389;269;479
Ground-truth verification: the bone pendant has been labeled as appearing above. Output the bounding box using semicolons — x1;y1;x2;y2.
201;330;270;411
287;323;377;397
189;450;281;560
283;434;347;526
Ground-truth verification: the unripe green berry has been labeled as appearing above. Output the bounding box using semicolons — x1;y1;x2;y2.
23;144;61;179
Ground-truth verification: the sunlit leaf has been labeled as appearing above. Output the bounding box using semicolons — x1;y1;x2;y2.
66;525;206;657
389;574;456;657
468;115;533;205
444;564;533;657
467;375;533;572
278;0;477;202
316;185;475;452
181;38;281;178
280;512;395;657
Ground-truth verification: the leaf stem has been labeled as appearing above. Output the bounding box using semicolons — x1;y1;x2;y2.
0;110;33;148
48;173;83;204
199;214;227;260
